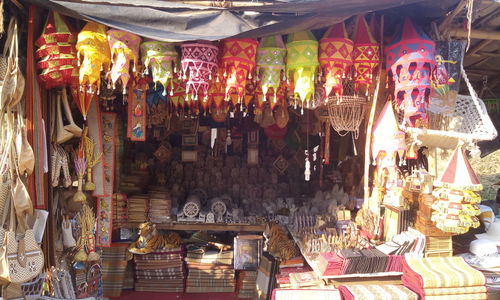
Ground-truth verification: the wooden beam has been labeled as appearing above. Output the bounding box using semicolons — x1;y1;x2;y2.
469;40;494;55
449;28;500;40
439;0;467;32
477;51;500;57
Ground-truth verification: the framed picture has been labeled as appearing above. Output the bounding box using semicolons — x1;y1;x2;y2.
182;134;198;146
182;119;198;134
181;150;198;162
234;235;263;270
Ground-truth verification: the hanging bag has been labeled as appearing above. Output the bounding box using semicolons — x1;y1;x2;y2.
15;104;35;176
0;186;12;284
56;90;74;144
61;87;82;137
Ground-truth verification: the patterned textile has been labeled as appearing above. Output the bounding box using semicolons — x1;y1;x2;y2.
352;16;379;93
272;288;341;300
169;77;186;110
403;279;487;296
339;284;418;300
221;38;258;101
424;294;487;300
385;17;435;127
319;21;353;97
127;79;148;141
286;31;319;105
403;257;486;288
140;41;177;95
181;42;219;100
371;100;406;163
257;35;286;102
107;29;141;94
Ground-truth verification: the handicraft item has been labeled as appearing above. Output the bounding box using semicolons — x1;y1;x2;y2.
385;17;436;128
87;98;105;197
127;79;148;141
141;41;178;96
352;16;379;94
221;38;258;103
286;31;319;109
319;22;353;98
107;29;141;95
371;101;406;165
257;35;286;105
181;42;219;101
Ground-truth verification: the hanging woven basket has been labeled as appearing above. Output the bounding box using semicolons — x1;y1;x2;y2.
327;94;368;138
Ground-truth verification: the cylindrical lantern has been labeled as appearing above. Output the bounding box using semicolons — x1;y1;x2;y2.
352;16;379;93
141;41;178;96
257;35;286;104
107;29;141;95
181;42;219;102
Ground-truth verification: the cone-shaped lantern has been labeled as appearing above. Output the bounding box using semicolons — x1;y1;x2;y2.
107;29;141;95
352;16;379;93
435;147;482;191
371;101;405;163
141;41;178;96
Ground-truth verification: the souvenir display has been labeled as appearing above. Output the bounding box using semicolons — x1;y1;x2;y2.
257;35;286;105
181;42;219;101
319;22;353;98
134;248;185;292
352;16;379;94
107;29;141;95
140;40;178;95
286;31;319;109
128;222;182;254
386;17;436;128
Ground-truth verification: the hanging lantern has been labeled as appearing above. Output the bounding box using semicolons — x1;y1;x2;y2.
352;16;379;93
141;41;178;96
319;22;353;98
286;31;319;108
76;22;111;96
107;29;141;95
209;71;226;111
180;42;219;102
385;17;436;128
221;38;258;103
35;11;79;89
169;77;186;111
257;35;286;104
371;101;405;164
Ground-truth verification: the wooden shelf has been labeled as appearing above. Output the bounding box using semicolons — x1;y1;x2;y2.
122;222;266;232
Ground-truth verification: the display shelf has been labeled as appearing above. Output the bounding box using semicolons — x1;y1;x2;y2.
123;222;266;232
287;227;403;280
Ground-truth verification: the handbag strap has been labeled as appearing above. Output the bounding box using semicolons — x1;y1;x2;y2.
0;179;11;228
2;17;16;58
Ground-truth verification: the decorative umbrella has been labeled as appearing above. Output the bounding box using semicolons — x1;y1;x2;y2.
107;29;141;95
286;31;319;108
385;17;436;128
180;42;219;101
221;38;259;103
35;11;78;89
257;35;286;104
352;16;379;94
141;41;178;96
319;22;353;98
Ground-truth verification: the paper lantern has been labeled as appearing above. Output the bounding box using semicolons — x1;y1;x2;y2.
286;31;319;107
352;16;379;93
221;38;258;103
180;42;219;101
76;22;111;95
35;11;79;89
141;41;178;96
385;17;436;128
371;101;405;163
257;35;286;103
107;29;141;94
319;22;353;98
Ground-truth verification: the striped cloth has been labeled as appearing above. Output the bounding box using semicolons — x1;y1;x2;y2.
272;288;341;300
424;293;487;300
403;278;487;295
339;284;418;300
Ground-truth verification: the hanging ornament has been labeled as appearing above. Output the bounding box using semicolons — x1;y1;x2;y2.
286;31;319;107
221;38;258;102
35;11;79;89
352;16;379;93
140;41;178;96
169;77;186;112
209;71;226;111
107;29;141;95
385;17;436;128
371;101;406;165
257;35;286;104
181;42;219;101
319;22;353;98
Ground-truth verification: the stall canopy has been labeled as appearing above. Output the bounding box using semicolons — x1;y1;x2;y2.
26;0;451;42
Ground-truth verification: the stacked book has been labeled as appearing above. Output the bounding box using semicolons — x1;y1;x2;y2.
127;194;149;223
237;271;257;299
149;188;172;223
101;243;129;297
289;271;324;288
112;193;128;229
275;266;312;289
185;250;236;293
134;248;185;292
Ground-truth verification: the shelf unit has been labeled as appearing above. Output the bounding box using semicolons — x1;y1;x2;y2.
122;222;266;232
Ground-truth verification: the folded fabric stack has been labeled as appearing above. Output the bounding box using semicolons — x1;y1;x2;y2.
120;172;149;194
122;262;135;290
289;271;323;288
127;194;149;223
459;252;500;292
149;188;172;223
185;250;236;293
272;288;341;300
112;193;128;229
339;284;418;300
403;257;487;299
101;243;129;297
237;270;257;299
134;248;185;292
317;249;399;276
275;266;312;288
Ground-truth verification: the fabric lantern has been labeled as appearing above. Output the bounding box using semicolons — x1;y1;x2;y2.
169;78;186;111
286;31;319;108
221;38;258;103
209;72;226;111
434;147;482;192
76;22;111;96
141;41;178;96
371;101;405;164
257;35;286;104
180;42;219;102
107;29;141;95
385;17;436;128
319;22;353;98
35;11;79;89
352;16;379;93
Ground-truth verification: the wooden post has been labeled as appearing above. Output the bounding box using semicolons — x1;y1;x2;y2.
448;28;500;40
363;15;384;208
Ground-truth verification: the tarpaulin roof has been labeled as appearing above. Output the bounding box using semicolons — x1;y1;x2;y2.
26;0;433;42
